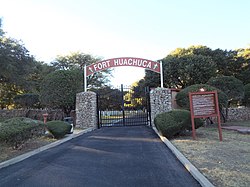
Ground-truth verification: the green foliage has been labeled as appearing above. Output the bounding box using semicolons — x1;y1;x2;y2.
176;84;228;109
236;47;250;84
46;120;71;139
142;45;250;89
162;54;217;88
0;18;4;36
207;76;244;102
0;22;54;108
40;69;82;115
143;70;160;88
52;52;111;88
154;109;203;138
14;93;40;108
243;83;250;106
94;86;122;110
0;117;44;148
0;37;34;87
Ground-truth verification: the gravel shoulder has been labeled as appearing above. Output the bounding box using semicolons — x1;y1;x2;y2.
171;121;250;187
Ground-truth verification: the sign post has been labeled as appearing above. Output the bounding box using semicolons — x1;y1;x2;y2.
189;91;223;141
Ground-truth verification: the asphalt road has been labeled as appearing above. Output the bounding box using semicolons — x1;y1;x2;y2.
0;126;201;187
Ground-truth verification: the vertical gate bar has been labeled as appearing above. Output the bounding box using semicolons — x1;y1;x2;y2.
96;93;100;128
147;87;152;126
146;87;149;125
121;84;125;126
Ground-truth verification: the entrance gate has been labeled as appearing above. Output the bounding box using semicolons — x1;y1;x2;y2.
97;85;151;127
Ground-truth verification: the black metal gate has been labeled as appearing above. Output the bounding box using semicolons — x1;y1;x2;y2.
97;85;151;127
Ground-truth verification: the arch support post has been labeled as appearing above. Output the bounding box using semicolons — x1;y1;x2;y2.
76;91;97;129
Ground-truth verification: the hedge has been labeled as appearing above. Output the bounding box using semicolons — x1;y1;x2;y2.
46;120;72;139
154;109;203;138
0;117;45;149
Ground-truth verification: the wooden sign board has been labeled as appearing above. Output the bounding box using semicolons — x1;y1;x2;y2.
189;91;222;141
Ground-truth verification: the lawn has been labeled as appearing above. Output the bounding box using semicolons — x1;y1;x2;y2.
171;121;250;187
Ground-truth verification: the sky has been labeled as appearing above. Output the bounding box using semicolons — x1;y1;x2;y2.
0;0;249;86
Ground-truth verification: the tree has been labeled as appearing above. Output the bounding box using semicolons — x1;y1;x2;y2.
94;86;122;110
0;83;22;109
0;20;46;108
0;37;35;88
0;18;4;36
243;83;250;106
207;76;244;105
236;47;250;84
162;53;217;88
143;70;160;88
52;52;111;89
142;46;218;89
13;93;40;108
142;45;250;90
26;61;56;93
40;69;82;116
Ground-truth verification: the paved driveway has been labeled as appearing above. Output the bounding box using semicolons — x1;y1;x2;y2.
0;126;201;187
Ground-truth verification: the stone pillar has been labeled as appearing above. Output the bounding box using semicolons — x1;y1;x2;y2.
150;88;172;126
75;91;97;129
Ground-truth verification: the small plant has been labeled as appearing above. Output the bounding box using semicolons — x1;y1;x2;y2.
154;109;203;138
46;120;71;139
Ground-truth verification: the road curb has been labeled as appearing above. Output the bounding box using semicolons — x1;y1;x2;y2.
152;127;215;187
0;127;96;170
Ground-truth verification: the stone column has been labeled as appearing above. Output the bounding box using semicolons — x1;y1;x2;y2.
150;88;172;127
75;91;97;129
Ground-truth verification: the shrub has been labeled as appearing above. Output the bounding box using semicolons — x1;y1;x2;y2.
176;84;228;110
154;109;203;138
243;83;250;106
46;120;71;139
0;117;44;149
207;76;244;104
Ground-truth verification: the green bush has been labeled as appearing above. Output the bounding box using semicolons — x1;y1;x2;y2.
243;83;250;106
46;120;71;139
176;84;228;110
154;109;203;138
0;117;44;148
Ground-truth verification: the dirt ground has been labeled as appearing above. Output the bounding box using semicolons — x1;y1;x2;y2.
0;136;56;163
171;121;250;187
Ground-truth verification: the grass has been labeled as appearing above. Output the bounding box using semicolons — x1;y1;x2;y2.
171;121;250;187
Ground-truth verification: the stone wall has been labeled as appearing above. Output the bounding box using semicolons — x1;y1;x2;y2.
226;107;250;121
76;91;97;129
150;88;172;126
0;109;65;121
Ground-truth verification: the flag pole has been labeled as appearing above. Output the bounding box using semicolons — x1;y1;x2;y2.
160;61;163;88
